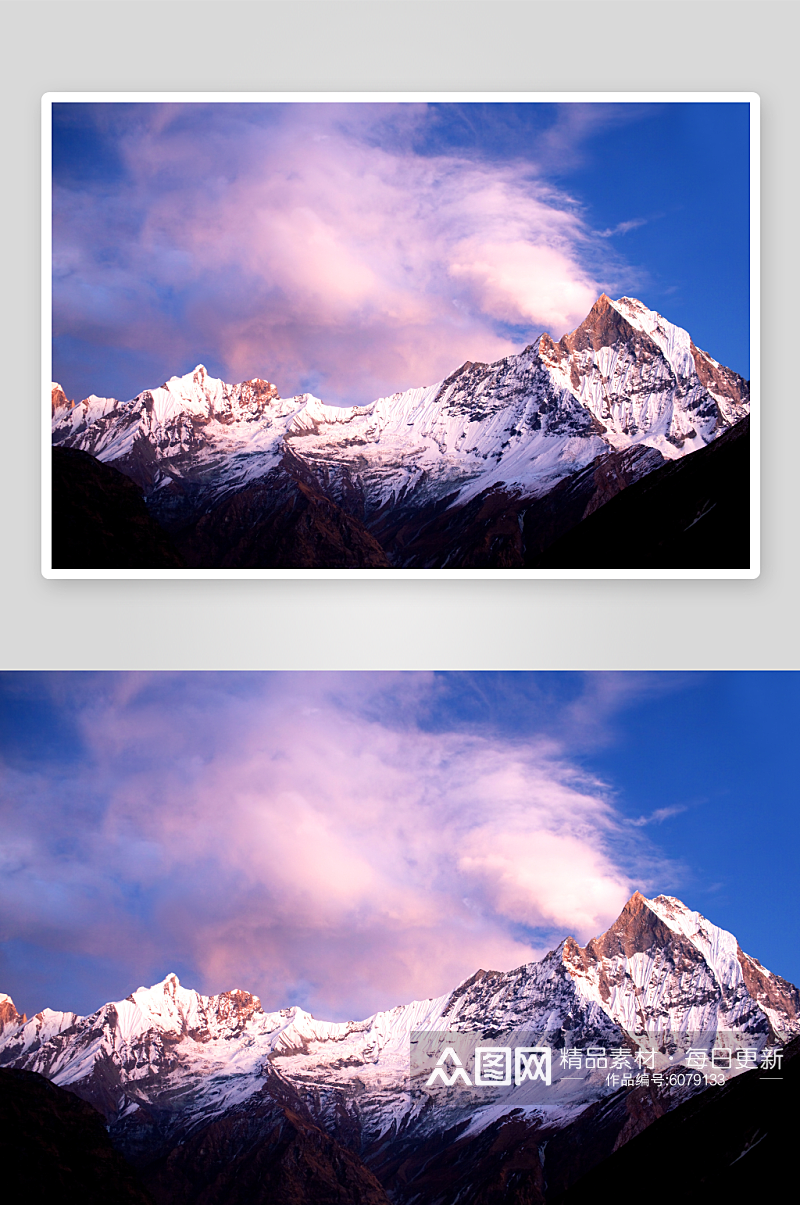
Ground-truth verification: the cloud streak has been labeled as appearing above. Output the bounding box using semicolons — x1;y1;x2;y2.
598;217;649;238
628;804;690;827
0;673;675;1020
53;103;631;406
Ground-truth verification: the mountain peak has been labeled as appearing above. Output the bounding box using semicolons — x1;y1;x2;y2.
596;890;700;938
130;972;183;1001
51;383;73;413
568;891;672;965
0;993;27;1035
157;365;216;395
558;292;640;358
1;887;797;1200
156;972;180;990
51;293;750;569
562;890;795;1021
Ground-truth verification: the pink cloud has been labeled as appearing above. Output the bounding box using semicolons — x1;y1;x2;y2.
54;104;621;405
0;674;666;1020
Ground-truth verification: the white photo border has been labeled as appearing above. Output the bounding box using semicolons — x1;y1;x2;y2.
41;91;760;581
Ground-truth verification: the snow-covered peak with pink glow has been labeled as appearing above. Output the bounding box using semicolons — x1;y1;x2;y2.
608;296;697;379
1;892;795;1159
645;894;744;988
2;1005;77;1057
52;296;749;512
0;992;25;1037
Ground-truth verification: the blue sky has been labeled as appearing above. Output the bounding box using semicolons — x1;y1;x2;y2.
51;100;751;407
0;671;794;1021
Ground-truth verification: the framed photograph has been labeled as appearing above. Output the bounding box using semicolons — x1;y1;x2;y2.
2;669;797;1201
42;93;758;578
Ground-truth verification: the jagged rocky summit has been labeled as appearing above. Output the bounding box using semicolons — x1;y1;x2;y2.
1;894;795;1204
51;296;750;569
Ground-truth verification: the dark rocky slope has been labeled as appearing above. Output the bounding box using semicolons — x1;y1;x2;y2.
370;443;665;568
535;416;750;569
0;1067;153;1203
555;1033;799;1204
152;424;745;570
52;448;185;569
354;1075;682;1205
172;451;390;569
129;1074;391;1205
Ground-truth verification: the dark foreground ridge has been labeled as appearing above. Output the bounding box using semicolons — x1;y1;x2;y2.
555;1033;800;1204
52;448;185;569
536;415;750;569
0;1067;153;1203
51;420;749;571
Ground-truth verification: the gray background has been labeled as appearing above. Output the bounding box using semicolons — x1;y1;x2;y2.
2;1;796;670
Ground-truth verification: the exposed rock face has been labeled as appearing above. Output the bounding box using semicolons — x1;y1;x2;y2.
52;447;186;569
3;894;789;1203
0;1067;153;1202
51;297;750;569
51;382;72;415
0;994;26;1036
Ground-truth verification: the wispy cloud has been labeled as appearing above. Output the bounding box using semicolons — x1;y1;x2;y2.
627;804;689;828
598;217;649;238
53;103;637;406
0;673;677;1019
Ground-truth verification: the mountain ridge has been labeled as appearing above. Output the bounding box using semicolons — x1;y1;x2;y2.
2;893;795;1097
51;296;750;569
1;893;791;1204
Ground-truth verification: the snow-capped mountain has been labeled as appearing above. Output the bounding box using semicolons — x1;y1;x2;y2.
51;296;749;569
0;992;26;1036
1;892;794;1203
